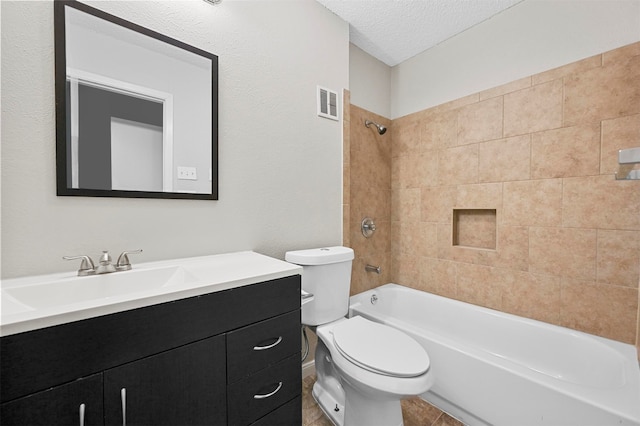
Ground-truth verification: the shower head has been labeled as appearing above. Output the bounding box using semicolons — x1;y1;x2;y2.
365;119;387;135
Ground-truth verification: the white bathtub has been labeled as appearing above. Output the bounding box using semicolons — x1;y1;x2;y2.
349;284;640;426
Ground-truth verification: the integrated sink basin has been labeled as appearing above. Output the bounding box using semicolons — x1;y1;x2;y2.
4;266;198;309
1;251;302;336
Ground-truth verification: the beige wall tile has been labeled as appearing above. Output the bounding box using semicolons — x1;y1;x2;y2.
419;258;457;299
530;124;601;178
455;263;505;310
422;109;457;151
350;139;391;190
502;179;562;226
502;272;561;324
529;227;597;280
479;76;531;100
561;278;638;343
564;55;640;126
532;54;601;85
392;220;420;256
438;144;479;185
392;188;421;222
455;182;503;209
351;186;390;222
597;229;640;288
504;79;563;137
392;119;421;157
478;135;531;182
391;253;421;287
602;41;640;66
601;114;640;175
419;222;439;258
393;153;438;189
494;225;529;271
562;175;640;230
457;97;503;145
437;222;454;261
421;186;455;223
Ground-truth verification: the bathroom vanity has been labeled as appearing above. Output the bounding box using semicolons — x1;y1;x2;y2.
0;252;302;425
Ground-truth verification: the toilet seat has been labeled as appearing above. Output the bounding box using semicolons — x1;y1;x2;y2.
332;316;430;378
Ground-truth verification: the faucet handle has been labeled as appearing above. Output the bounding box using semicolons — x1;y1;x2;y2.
116;249;143;271
63;255;96;276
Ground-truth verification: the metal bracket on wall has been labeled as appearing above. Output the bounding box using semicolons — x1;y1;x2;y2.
615;147;640;180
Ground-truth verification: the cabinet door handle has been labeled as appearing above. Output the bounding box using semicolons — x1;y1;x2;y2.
253;381;282;399
253;336;282;351
79;403;85;426
121;388;127;426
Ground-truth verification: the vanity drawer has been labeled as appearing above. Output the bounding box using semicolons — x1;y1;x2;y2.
227;354;301;426
227;310;300;383
250;395;301;426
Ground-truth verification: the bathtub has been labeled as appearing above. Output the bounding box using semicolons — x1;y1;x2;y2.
349;284;640;426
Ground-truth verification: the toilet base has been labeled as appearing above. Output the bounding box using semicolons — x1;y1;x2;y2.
312;381;344;426
313;380;404;426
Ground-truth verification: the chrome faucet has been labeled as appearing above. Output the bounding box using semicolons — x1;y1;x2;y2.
64;249;142;276
95;251;117;274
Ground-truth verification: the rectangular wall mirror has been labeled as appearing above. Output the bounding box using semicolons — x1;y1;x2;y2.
55;1;218;199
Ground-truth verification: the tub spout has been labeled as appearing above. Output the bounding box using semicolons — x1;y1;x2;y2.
365;264;381;274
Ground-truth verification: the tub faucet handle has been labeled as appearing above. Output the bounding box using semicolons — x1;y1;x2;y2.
63;255;96;276
116;249;143;271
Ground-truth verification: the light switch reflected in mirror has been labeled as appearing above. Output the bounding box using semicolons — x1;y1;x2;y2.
55;0;218;200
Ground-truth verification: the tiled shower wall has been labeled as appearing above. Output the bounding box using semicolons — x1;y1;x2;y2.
344;42;640;355
344;96;393;296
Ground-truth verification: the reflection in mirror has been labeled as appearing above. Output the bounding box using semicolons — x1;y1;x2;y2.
55;1;218;199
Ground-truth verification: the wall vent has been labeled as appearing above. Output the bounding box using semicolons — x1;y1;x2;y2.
317;86;339;121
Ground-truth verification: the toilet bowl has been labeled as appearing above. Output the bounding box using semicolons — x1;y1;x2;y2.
313;317;434;426
285;246;434;426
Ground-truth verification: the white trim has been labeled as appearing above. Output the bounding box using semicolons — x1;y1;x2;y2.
66;68;174;191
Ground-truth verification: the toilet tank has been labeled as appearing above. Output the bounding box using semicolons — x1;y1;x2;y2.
285;246;354;326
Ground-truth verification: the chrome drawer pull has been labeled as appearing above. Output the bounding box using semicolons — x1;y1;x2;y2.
254;382;282;399
79;403;85;426
121;388;126;426
253;336;282;351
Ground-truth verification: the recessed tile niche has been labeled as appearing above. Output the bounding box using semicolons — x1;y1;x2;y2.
453;209;497;250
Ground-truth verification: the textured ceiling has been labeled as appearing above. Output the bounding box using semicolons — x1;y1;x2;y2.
315;0;524;66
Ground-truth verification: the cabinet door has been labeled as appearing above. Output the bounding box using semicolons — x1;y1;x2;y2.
103;335;226;426
0;374;103;426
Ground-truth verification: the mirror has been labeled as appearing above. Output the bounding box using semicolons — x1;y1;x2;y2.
55;1;218;199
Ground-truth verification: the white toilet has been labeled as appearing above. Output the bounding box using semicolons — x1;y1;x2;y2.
286;246;434;426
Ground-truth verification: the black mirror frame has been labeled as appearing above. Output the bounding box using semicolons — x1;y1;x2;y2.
54;0;219;200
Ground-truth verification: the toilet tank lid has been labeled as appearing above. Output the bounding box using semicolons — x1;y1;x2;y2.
285;246;354;265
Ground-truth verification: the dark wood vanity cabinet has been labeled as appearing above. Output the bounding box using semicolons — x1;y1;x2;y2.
1;275;302;426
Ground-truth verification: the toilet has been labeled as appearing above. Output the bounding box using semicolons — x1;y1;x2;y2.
286;246;434;426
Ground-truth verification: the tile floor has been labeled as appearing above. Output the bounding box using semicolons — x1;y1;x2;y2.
302;375;465;426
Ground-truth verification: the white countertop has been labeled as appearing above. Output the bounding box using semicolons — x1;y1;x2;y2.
1;251;302;337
